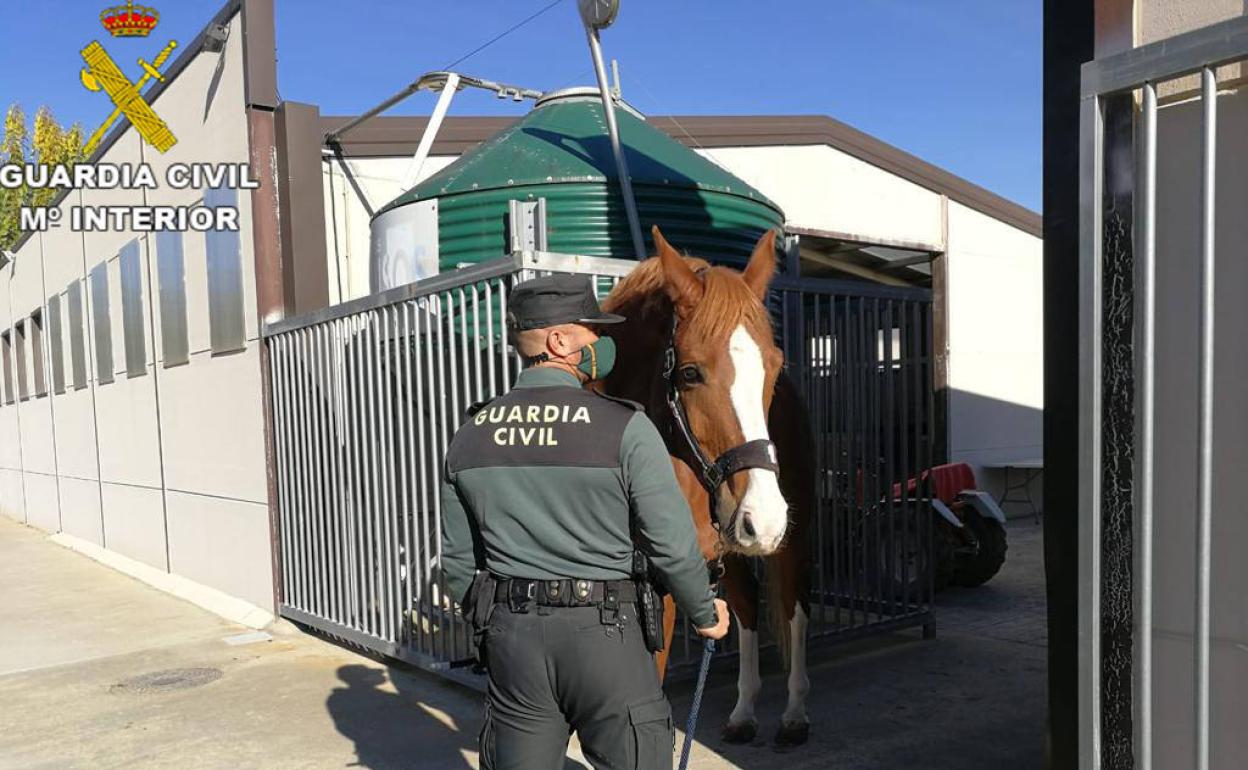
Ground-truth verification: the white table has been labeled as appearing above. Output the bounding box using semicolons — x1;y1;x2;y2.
980;459;1043;523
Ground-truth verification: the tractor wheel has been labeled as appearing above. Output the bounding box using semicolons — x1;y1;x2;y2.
952;514;1008;587
933;517;959;593
863;517;930;604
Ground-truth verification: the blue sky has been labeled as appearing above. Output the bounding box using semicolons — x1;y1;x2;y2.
0;1;1041;211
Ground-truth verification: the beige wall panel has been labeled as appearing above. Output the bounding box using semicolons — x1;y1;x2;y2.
0;408;21;469
697;145;945;247
158;344;267;504
58;475;102;545
0;469;25;522
18;398;56;474
1139;0;1245;96
80;133;144;281
9;231;46;326
39;192;89;296
165;490;273;611
51;387;100;481
101;482;167;572
22;471;60;533
94;364;162;488
141;15;250;182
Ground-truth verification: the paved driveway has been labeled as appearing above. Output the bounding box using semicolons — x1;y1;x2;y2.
0;515;1046;769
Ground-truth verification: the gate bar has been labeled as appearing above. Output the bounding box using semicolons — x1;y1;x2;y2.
1137;80;1156;770
1077;90;1104;770
1195;65;1217;770
1081;14;1248;98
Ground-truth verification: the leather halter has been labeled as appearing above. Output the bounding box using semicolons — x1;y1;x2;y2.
660;312;780;532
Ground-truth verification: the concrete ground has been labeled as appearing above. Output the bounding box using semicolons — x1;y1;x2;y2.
0;516;1046;769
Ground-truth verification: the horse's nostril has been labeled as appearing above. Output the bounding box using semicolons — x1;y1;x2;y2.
741;512;756;538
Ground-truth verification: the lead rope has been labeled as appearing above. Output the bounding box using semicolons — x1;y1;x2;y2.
679;562;723;770
679;636;716;770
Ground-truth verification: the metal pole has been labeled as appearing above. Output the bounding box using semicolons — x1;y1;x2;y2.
1138;80;1157;770
583;27;647;261
401;73;460;190
1195;65;1216;770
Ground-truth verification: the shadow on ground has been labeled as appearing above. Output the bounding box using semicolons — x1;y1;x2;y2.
325;662;585;770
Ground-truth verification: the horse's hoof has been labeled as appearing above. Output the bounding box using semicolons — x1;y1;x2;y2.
774;721;810;748
721;721;758;744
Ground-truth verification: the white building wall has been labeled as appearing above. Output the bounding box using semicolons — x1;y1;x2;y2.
695;145;945;248
0;11;274;612
944;201;1044;512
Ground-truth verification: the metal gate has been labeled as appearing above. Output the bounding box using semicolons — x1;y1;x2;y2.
1079;15;1248;770
263;250;934;679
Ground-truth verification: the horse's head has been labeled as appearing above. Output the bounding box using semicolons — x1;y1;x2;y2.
652;226;789;555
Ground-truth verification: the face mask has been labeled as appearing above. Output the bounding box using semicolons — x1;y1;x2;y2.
577;336;616;380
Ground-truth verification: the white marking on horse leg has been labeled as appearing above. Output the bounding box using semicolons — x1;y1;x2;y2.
728;619;761;727
727;326;789;551
781;605;811;726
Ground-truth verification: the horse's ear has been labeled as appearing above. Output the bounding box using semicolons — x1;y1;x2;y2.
653;226;703;314
741;229;777;301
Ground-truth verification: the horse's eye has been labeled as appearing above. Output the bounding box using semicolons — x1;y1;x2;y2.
679;365;703;385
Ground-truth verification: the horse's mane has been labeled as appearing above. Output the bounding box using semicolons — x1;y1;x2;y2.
602;256;772;343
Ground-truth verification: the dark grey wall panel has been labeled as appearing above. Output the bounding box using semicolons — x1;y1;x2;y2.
47;294;65;395
89;263;113;385
205;186;246;354
155;231;189;367
14;320;28;401
30;310;46;397
67;281;87;390
119;239;147;377
1;330;13;405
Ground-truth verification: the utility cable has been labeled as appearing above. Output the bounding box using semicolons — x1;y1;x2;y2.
443;0;566;70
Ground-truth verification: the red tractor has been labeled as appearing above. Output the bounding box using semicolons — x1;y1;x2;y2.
894;463;1009;590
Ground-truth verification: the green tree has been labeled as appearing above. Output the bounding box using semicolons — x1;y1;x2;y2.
0;104;87;252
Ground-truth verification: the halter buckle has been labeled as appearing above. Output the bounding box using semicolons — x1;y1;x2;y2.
662;346;676;379
703;463;724;490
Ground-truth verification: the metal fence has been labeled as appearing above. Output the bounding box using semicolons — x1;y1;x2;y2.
263;250;934;680
1079;15;1248;770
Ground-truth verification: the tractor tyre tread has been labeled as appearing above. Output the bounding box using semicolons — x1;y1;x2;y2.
952;515;1007;587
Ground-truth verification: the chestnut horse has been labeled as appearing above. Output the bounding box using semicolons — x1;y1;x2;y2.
597;226;815;747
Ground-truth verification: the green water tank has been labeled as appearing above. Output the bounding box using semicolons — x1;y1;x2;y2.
369;88;784;292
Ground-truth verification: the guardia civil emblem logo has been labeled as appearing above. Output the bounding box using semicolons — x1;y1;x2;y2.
80;1;178;155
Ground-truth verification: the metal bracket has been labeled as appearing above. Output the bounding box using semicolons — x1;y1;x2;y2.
508;199;549;254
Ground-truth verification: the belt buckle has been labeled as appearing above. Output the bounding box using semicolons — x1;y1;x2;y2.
509;580;536;613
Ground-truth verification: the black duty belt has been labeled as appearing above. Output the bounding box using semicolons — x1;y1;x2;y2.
494;577;638;608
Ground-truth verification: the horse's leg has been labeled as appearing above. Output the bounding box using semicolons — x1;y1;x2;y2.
768;370;814;746
767;546;811;746
721;554;761;744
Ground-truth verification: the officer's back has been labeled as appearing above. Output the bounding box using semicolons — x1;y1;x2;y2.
439;274;728;770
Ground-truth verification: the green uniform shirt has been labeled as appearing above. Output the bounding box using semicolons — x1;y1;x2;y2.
440;367;717;628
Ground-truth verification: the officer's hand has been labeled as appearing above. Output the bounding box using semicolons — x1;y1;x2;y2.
695;599;731;641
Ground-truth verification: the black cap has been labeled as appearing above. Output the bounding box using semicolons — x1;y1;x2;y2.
506;274;625;332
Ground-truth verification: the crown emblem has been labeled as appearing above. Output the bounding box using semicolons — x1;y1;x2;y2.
100;1;159;37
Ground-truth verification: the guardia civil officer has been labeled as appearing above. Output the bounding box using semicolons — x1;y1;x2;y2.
440;273;730;770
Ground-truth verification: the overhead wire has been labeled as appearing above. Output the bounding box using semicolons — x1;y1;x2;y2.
443;0;567;70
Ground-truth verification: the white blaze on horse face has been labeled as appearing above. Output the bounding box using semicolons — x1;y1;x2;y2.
727;325;789;552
